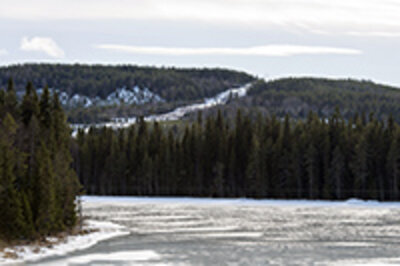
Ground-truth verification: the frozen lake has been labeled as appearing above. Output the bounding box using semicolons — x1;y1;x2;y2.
33;197;400;265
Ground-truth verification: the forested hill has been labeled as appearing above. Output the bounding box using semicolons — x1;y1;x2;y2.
223;77;400;122
0;64;255;101
3;65;400;123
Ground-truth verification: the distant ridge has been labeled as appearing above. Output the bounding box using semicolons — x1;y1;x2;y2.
0;63;255;102
202;77;400;122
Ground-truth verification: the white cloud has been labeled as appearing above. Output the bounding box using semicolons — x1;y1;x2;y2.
1;0;400;36
0;49;7;56
346;31;400;38
20;37;65;58
96;44;361;57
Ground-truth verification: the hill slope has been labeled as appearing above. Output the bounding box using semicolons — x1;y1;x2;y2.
218;77;400;122
3;64;400;123
0;64;255;102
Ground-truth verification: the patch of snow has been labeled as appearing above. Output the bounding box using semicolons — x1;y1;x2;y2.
113;215;197;222
192;232;264;239
58;91;69;105
146;83;252;122
133;85;140;94
20;85;164;109
132;226;239;234
18;85;164;110
69;94;93;108
0;220;129;265
67;250;161;265
204;84;249;105
326;257;400;266
106;86;164;105
321;241;376;247
46;237;58;243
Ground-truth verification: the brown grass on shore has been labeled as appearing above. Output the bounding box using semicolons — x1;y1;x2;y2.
0;218;99;260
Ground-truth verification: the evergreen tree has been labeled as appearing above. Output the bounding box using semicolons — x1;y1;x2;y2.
351;134;369;199
386;128;400;200
330;145;345;199
34;142;56;235
52;91;79;226
277;114;292;197
245;134;264;198
39;86;52;129
305;142;318;199
0;81;80;241
4;79;19;118
0;114;26;239
0;89;5;116
21;82;39;126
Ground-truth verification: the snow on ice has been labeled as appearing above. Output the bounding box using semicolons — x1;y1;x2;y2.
0;220;129;265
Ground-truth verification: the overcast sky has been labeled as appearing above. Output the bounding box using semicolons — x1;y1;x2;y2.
1;0;400;85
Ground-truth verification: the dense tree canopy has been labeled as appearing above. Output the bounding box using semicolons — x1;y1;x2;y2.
75;109;400;201
0;64;255;101
0;80;80;241
234;78;400;122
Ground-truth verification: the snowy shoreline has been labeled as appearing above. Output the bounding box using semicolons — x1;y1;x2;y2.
0;220;129;265
82;195;400;208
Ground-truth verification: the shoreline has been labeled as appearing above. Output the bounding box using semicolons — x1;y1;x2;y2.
82;195;400;208
0;220;129;265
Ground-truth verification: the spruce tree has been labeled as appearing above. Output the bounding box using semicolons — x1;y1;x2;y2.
51;91;79;227
305;142;318;199
0;89;5;115
330;145;345;199
4;79;19;118
21;82;39;126
34;142;57;235
245;134;264;198
277;114;292;197
39;86;52;130
351;134;368;199
0;114;26;240
386;128;400;200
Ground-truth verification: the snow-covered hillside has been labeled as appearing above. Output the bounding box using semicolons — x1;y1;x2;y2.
17;86;165;108
71;83;252;134
146;83;251;122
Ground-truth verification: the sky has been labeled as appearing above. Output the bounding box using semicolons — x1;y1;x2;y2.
1;0;400;86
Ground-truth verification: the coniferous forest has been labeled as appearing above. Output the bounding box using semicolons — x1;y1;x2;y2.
75;109;400;201
0;80;80;241
0;64;254;101
4;76;400;241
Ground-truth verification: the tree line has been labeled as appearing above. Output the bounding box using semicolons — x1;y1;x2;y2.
75;109;400;201
0;80;80;241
